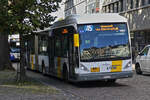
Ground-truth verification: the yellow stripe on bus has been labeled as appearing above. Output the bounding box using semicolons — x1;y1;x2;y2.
111;60;122;72
31;55;34;70
74;34;79;47
57;57;61;78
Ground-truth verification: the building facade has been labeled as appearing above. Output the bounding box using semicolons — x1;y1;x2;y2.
102;0;150;52
85;0;104;14
64;0;104;16
64;0;86;16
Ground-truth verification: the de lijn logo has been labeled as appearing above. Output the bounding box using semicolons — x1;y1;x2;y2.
84;25;94;32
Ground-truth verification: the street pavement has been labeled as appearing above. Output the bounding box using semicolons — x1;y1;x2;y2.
27;71;150;100
12;63;150;100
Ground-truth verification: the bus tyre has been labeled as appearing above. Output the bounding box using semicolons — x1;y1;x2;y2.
42;62;46;75
63;66;69;82
135;64;142;75
107;79;116;83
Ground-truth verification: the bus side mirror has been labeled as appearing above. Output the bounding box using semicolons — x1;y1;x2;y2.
138;52;143;56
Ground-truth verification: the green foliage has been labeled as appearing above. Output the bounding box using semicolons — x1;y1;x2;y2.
0;0;62;34
0;0;9;33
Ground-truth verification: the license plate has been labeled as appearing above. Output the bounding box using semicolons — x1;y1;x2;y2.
104;76;111;79
91;67;100;72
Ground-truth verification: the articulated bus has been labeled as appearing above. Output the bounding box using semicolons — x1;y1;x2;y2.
9;34;20;61
26;14;133;82
24;28;50;73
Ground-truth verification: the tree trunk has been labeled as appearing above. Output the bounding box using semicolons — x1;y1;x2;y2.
16;33;26;82
0;34;14;70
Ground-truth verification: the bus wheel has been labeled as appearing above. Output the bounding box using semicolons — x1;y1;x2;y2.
107;79;116;83
135;64;142;75
42;62;46;75
63;66;69;82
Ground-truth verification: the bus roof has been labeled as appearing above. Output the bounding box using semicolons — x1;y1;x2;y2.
33;28;51;35
51;13;128;29
33;28;51;33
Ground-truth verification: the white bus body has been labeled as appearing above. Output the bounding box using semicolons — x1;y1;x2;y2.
9;34;20;61
49;13;133;82
26;14;133;82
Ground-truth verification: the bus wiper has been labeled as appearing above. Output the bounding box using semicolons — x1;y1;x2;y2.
110;55;126;58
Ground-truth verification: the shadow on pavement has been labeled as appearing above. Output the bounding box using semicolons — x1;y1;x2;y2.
71;80;128;88
142;73;150;76
26;69;129;89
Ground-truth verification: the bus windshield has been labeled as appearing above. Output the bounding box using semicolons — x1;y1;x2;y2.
10;48;20;53
78;23;131;61
10;41;20;53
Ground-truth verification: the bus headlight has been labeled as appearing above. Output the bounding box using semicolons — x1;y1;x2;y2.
80;64;89;72
124;61;131;69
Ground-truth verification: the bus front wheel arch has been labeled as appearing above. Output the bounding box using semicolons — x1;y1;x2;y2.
107;79;116;83
63;64;69;82
135;63;142;75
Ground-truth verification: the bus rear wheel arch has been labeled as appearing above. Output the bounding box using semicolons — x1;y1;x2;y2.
42;61;46;75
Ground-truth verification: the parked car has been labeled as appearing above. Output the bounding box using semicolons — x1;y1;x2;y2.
10;48;20;62
135;45;150;74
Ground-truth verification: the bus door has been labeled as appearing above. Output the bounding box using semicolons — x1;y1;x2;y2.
68;34;75;77
48;37;55;74
35;35;39;70
25;35;33;69
29;35;36;70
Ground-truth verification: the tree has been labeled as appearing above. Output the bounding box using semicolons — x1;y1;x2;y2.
0;0;62;81
0;0;13;70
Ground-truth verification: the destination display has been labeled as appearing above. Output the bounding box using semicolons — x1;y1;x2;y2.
79;23;126;34
95;25;119;31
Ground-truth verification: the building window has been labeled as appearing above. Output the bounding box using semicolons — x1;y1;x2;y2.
136;0;139;7
87;2;97;14
103;6;106;12
112;3;114;13
141;0;145;6
116;2;119;13
110;4;113;13
92;9;95;13
120;0;123;12
148;0;150;4
130;0;133;9
95;1;100;13
106;6;109;13
108;5;111;13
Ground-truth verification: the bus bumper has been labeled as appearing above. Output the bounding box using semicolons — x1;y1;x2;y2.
71;71;133;82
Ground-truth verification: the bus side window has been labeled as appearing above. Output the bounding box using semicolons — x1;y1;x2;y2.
38;35;48;55
30;35;35;54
